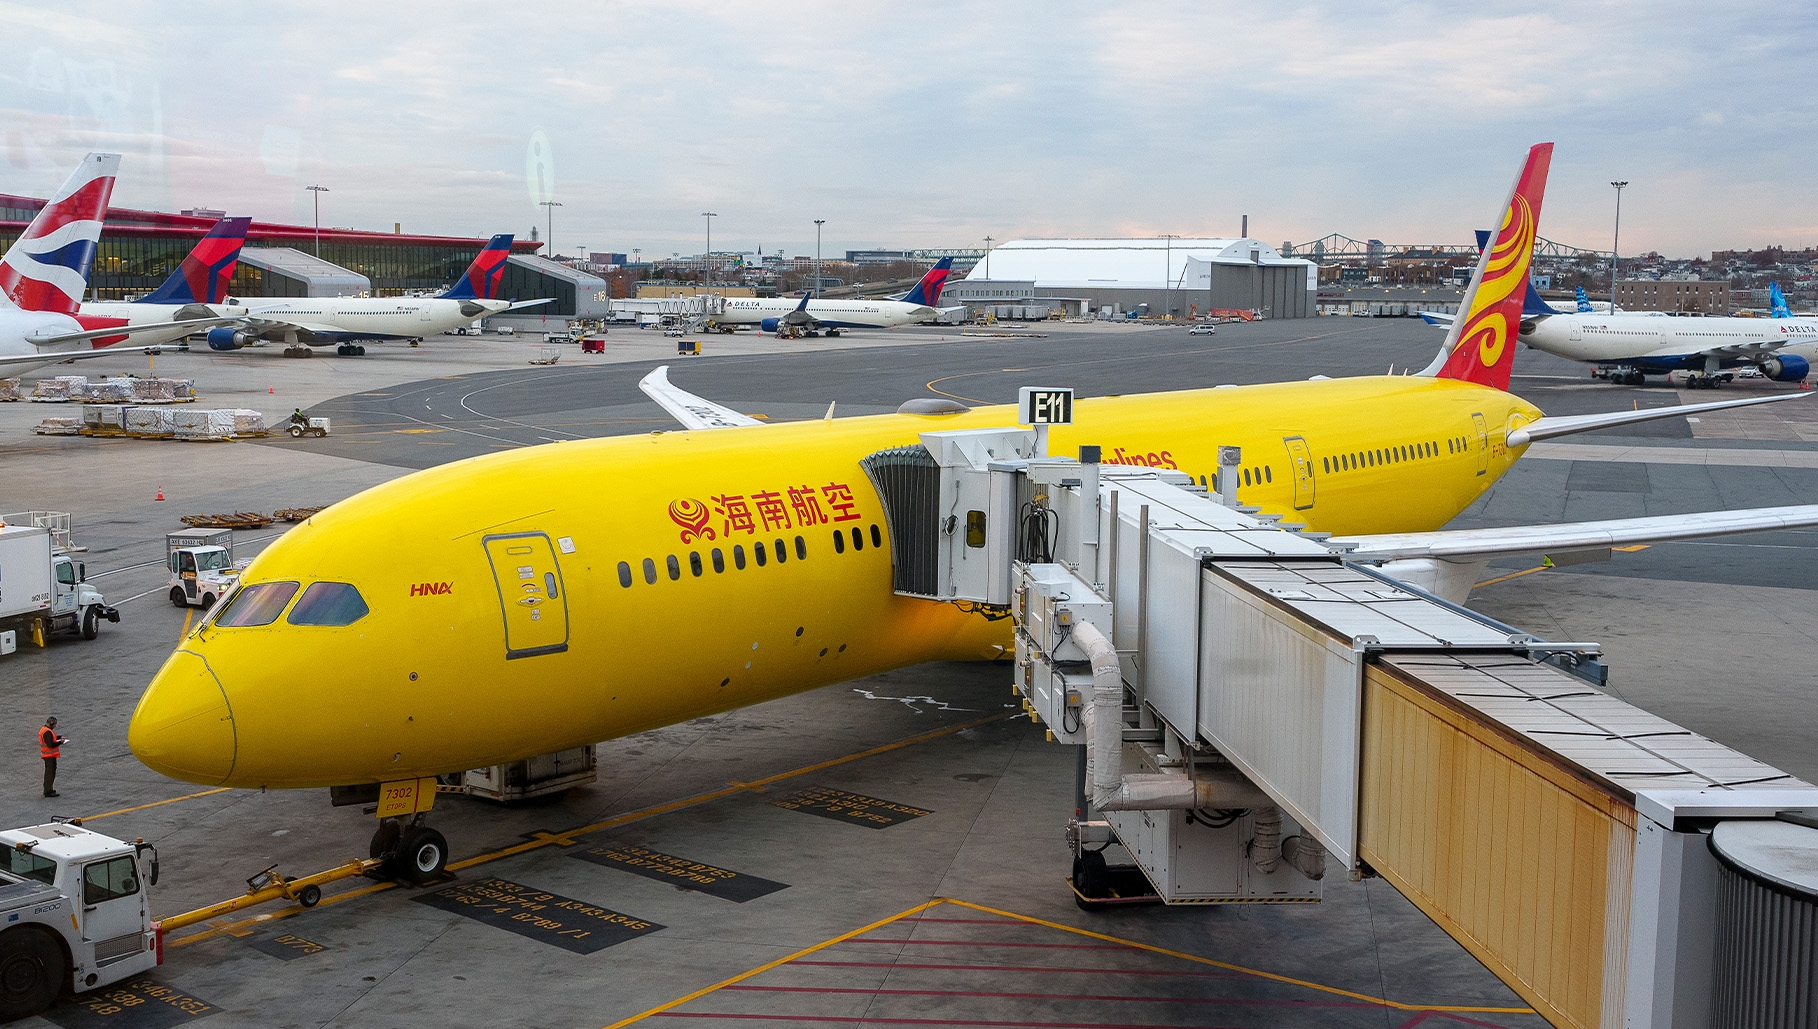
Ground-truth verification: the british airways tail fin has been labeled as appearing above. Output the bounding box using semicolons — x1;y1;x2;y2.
139;217;251;305
898;257;953;307
442;234;514;300
1771;282;1792;318
1433;143;1553;391
0;152;119;315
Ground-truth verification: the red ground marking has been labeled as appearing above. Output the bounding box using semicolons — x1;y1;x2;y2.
846;939;1128;950
725;983;1374;1008
789;960;1244;979
653;1015;1267;1027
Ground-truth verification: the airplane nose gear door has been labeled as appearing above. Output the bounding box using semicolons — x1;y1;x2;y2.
1282;436;1315;511
483;533;570;659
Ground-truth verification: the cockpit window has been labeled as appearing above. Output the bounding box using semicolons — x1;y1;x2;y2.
214;582;300;627
287;582;370;627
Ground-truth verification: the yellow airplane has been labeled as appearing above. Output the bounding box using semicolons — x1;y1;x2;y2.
127;143;1816;880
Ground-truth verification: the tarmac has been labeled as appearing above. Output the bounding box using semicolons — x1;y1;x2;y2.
1;317;1813;1027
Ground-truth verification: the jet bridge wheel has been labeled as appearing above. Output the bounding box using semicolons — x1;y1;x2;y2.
1071;850;1110;909
0;927;66;1021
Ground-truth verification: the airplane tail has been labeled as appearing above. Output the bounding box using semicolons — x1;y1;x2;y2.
1771;282;1792;318
1434;143;1553;391
1575;286;1594;313
442;234;514;300
0;152;120;315
899;257;953;307
139;217;252;305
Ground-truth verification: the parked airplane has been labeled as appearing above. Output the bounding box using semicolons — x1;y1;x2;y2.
716;258;951;336
74;216;253;349
129;144;1818;883
0;154;237;374
201;234;539;357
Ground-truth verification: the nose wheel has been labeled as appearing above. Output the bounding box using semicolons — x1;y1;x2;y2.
370;817;449;885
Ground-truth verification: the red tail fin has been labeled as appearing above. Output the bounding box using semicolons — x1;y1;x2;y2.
1437;142;1553;390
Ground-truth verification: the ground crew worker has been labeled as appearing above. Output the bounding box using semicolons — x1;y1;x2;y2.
39;718;67;798
290;408;307;427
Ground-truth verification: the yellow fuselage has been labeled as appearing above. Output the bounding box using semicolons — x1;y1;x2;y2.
129;375;1538;788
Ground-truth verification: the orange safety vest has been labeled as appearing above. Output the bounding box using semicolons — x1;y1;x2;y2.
38;727;58;759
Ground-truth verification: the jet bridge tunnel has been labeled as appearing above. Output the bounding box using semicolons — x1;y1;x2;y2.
861;424;1818;1029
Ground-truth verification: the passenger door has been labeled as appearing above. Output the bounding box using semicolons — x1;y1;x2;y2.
80;855;148;966
1282;436;1315;511
1471;412;1490;476
482;533;570;659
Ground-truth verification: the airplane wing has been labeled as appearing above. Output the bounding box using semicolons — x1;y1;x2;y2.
1419;311;1455;327
1507;390;1810;446
1333;505;1818;563
507;299;555;312
637;365;764;430
0;342;191;369
25;316;240;346
238;317;346;343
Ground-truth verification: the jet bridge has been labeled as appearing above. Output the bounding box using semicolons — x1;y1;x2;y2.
863;420;1818;1029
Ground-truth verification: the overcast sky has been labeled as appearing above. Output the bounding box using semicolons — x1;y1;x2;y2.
3;2;1812;260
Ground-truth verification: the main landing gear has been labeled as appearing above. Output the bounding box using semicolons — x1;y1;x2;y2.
370;815;448;885
335;344;367;356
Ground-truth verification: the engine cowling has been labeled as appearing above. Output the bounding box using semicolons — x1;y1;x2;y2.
760;318;780;333
206;327;250;351
1761;354;1810;382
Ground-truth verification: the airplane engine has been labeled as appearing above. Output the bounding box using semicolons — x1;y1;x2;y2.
206;327;250;351
760;318;780;333
1760;354;1810;382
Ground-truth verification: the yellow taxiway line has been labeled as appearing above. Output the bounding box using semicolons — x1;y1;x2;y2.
82;788;231;823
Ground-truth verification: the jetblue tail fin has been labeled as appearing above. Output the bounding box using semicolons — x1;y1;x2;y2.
139;217;251;305
1434;143;1553;391
0;152;119;315
443;234;514;300
1575;286;1594;313
898;257;953;307
1771;282;1792;318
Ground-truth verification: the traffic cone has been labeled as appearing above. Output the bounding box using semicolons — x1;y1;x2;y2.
268;385;275;394
155;488;164;501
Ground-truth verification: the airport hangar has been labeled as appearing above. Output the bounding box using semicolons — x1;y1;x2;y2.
0;194;609;320
956;236;1318;320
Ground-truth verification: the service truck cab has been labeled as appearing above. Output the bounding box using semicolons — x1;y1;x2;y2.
0;822;160;1021
0;526;117;655
165;530;238;609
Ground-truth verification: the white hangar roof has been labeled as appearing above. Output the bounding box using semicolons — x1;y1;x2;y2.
967;237;1313;290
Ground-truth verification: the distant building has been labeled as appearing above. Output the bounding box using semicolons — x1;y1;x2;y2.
966;238;1317;319
1615;279;1730;315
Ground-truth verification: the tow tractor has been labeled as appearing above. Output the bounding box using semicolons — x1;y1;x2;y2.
165;529;241;609
0;822;161;1023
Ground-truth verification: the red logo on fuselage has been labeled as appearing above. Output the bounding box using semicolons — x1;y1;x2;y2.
409;581;453;597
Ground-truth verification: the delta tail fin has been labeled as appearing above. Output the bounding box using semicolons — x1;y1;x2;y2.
0;152;120;316
138;216;251;305
1434;143;1553;390
1771;282;1792;318
899;257;953;307
443;234;514;300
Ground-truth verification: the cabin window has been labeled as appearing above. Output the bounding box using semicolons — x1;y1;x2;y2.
1448;439;1454;454
1322;458;1329;474
643;558;657;584
733;545;747;569
832;530;845;554
689;552;703;577
1243;468;1252;486
755;541;768;566
774;538;787;564
851;527;864;551
712;549;726;573
1264;466;1272;483
795;536;808;560
214;581;299;628
618;562;632;588
287;582;369;627
666;555;681;580
870;525;883;549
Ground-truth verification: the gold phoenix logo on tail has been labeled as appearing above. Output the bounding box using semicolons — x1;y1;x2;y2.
1438;142;1552;392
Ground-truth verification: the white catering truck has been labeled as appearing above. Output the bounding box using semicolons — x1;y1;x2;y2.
0;822;162;1022
164;529;239;609
0;525;118;655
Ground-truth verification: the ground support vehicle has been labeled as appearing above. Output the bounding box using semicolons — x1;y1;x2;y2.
0;526;117;654
286;417;330;438
165;529;239;609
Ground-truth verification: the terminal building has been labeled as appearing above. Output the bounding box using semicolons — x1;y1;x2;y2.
0;194;608;321
966;238;1318;319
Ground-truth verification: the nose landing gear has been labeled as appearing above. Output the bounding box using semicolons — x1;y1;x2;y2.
370;816;448;885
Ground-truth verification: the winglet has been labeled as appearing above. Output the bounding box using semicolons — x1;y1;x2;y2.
1435;143;1553;391
139;217;252;305
638;365;764;430
443;234;514;300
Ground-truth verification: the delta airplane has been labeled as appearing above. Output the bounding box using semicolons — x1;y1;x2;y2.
128;144;1818;882
0;154;238;375
74;216;253;347
200;234;539;357
716;257;951;336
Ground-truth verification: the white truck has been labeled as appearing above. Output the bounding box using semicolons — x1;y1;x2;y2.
0;821;162;1022
165;529;239;610
0;525;117;655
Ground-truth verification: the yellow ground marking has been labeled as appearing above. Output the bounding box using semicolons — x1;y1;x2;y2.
83;788;231;822
600;900;944;1029
163;711;1015;946
1475;544;1652;588
940;898;1535;1015
179;609;193;639
397;428;444;434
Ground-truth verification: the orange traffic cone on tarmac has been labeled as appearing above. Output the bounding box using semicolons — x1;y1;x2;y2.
269;385;275;394
155;488;164;501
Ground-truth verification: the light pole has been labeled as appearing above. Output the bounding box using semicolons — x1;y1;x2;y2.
1610;181;1628;312
983;236;994;279
813;219;825;298
305;185;329;257
539;200;562;259
701;212;717;289
1161;234;1179;320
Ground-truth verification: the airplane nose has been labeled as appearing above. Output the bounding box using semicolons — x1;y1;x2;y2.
129;650;238;785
